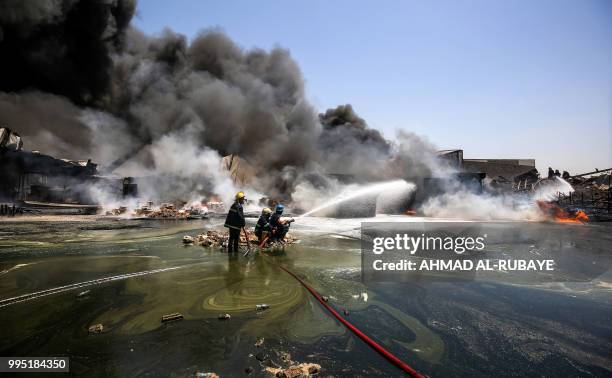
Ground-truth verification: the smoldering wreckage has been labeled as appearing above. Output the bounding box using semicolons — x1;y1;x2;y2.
1;124;607;224
0;0;606;225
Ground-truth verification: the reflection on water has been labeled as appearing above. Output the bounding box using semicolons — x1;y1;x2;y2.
0;217;610;377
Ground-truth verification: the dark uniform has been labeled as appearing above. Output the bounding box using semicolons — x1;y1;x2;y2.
254;214;271;242
224;201;245;252
269;213;289;241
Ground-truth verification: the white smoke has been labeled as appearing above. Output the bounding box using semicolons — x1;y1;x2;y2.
421;177;577;221
421;190;546;221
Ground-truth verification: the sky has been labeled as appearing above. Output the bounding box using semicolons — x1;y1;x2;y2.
133;0;612;174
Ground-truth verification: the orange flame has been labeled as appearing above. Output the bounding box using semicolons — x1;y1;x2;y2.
536;201;589;223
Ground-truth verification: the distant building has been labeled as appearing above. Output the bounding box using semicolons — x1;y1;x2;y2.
0;127;99;203
437;149;538;183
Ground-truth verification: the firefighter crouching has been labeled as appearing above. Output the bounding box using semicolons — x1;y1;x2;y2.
269;204;294;242
255;207;272;243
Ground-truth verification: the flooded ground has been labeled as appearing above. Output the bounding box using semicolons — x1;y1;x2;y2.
0;216;611;377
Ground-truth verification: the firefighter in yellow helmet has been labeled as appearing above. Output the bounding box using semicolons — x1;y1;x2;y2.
224;191;246;253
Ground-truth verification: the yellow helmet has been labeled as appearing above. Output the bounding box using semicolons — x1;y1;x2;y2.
262;207;272;215
235;191;246;200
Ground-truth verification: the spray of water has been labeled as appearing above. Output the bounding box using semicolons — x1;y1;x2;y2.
299;180;415;217
533;176;575;201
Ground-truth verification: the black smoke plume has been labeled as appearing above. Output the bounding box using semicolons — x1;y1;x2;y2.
0;1;438;203
0;0;136;106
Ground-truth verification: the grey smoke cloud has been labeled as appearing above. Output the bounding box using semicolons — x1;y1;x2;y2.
0;1;441;203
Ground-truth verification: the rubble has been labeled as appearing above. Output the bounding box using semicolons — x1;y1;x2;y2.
188;230;228;248
265;363;321;378
555;169;611;220
105;202;209;219
88;324;103;334
146;203;189;219
194;372;219;378
182;230;297;249
206;201;225;213
106;206;127;216
161;312;184;323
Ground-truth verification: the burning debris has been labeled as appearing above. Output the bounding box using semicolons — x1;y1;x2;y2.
536;201;589;223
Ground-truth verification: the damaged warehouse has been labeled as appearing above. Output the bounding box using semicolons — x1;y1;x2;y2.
0;127;131;214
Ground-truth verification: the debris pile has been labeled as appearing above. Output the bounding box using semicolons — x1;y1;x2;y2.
182;230;298;249
554;169;611;220
88;324;103;334
145;203;189;219
183;230;228;248
266;361;321;378
194;372;219;378
133;201;154;216
105;206;127;216
206;201;225;213
105;202;208;219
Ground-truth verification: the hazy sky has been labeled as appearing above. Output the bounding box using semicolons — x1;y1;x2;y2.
134;0;612;174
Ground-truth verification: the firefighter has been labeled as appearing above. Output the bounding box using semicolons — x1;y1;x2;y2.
269;204;294;242
562;170;570;180
224;191;246;253
254;207;272;243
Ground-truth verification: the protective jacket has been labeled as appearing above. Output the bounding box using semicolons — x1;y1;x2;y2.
254;214;270;236
224;202;245;229
269;213;282;230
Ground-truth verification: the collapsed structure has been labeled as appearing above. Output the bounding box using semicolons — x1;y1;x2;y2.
0;127;99;204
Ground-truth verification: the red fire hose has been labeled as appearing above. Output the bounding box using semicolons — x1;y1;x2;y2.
274;263;426;378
